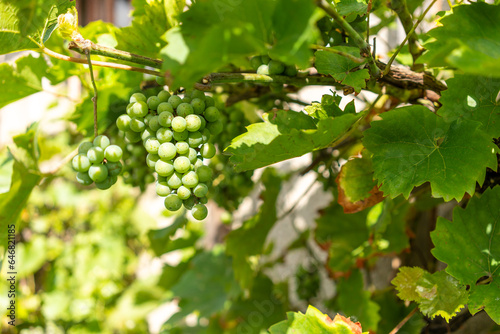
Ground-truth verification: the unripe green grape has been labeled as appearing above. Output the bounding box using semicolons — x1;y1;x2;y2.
177;186;191;200
167;172;183;189
141;128;155;141
156;76;166;86
168;95;182;109
182;171;199;188
158;142;177;160
183;196;195;210
116;114;132;131
148;116;160;132
187;131;203;148
130;92;147;103
72;153;91;172
261;55;271;63
206;120;223;135
191;98;205;115
174;156;191;173
193;183;209;198
78;141;93;154
175;141;190;155
145;174;155;184
185;148;198;164
268;60;285;75
157;175;167;183
147;96;161;110
204;96;215;107
192;204;208;220
164;194;182;211
199;196;208;204
176;103;194;117
125;130;142;143
250;55;263;70
191;90;206;100
88;164;108;182
204;106;220;122
131;101;149;117
87;147;104;164
106;161;123;176
157;128;173;143
146;153;160;169
104;145;123;162
284;64;298;77
226;122;240;137
257;64;269;75
229;111;244;122
95;175;117;190
158;102;174;113
172;116;187;132
130;118;146;132
185;114;202;132
144;137;161;154
173;130;188;141
196;165;213;183
76;172;93;185
157;90;171;103
194;158;204;170
182;96;192;103
93;135;110;149
155;159;175;176
158;111;174;127
199;116;207;131
201;128;211;143
156;181;171;196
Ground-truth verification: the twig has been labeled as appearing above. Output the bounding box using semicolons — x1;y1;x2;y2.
388;0;423;63
311;44;365;63
315;0;381;78
384;0;438;75
389;307;418;334
366;0;373;44
84;49;99;138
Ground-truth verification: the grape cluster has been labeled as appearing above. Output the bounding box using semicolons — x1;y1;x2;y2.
250;55;298;77
120;143;155;191
116;88;222;220
72;135;123;190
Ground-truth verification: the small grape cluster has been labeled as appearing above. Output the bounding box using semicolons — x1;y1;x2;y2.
72;135;123;190
250;55;298;77
116;88;223;220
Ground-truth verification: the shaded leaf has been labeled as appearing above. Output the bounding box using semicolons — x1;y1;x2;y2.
147;216;188;256
164;0;186;27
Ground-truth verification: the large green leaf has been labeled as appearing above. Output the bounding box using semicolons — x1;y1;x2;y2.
363;106;498;201
431;186;500;324
0;0;74;54
438;75;500;138
226;109;362;172
392;267;468;322
421;3;500;77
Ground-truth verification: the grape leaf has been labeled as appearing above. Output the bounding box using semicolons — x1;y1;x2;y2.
0;0;74;54
226;109;363;172
315;47;369;93
431;186;500;324
421;3;500;77
363;106;498;201
438;75;500;138
305;93;345;119
392;267;468;322
226;169;282;290
164;0;185;26
336;0;368;18
269;305;367;334
147;216;188;256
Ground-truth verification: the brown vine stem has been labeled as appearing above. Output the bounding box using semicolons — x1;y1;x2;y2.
84;48;99;139
388;307;418;334
41;47;164;77
311;44;365;63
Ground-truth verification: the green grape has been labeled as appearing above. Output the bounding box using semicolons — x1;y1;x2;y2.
155;159;175;176
87;147;104;164
172;116;187;132
158;102;174;113
72;154;91;172
146;153;160;169
144;137;161;154
157;90;171;103
250;56;263;70
175;141;190;155
158;111;174;127
173;130;189;141
177;186;191;200
164;194;182;211
156;76;166;86
204;96;215;107
148;116;160;132
206;120;223;135
229;111;244;122
93;135;110;149
185;148;198;164
106;161;123;176
130;118;146;132
147;96;161;110
157;128;174;143
185;114;202;132
158;142;177;160
199;196;208;204
192;204;208;220
187;131;203;148
196;165;213;183
156;181;171;196
88;164;108;182
261;55;271;64
167;172;183;189
144;114;153;125
194;158;204;170
191;90;206;100
116;114;132;131
183;196;195;210
95;175;117;190
201;143;216;159
191;98;205;115
78;141;93;154
157;175;167;183
193;183;209;198
130;101;149;118
182;96;192;103
257;64;269;75
76;172;93;186
268;60;285;75
130;92;147;103
199;116;207;131
168;95;182;109
141;128;155;141
174;156;191;173
125;130;142;143
177;103;194;117
104;145;123;162
145;174;155;184
182;171;199;188
204;107;220;122
284;64;298;77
